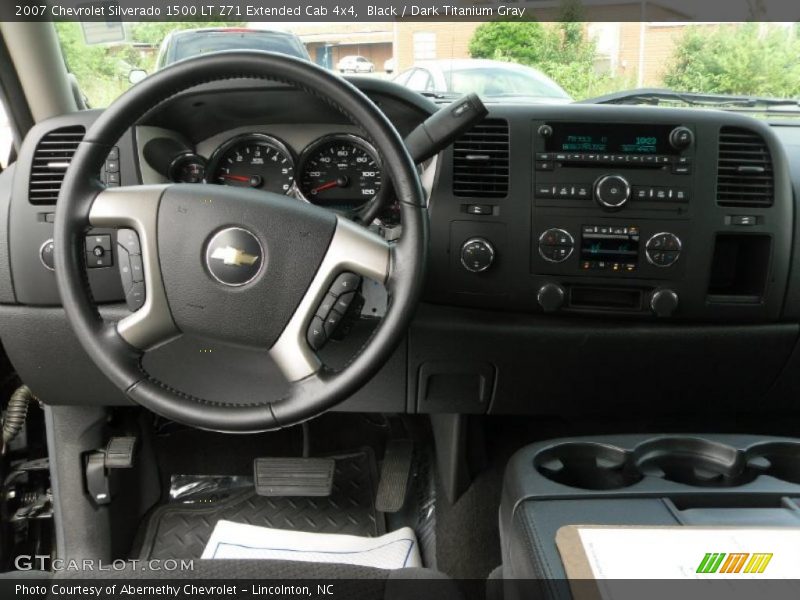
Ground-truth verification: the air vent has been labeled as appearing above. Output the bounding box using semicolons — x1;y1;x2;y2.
453;119;509;198
717;127;773;207
29;125;85;205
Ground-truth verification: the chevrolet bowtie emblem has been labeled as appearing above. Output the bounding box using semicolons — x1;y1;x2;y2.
210;246;259;267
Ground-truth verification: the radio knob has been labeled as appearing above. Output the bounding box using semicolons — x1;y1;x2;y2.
537;282;566;313
537;124;553;138
669;126;694;150
594;175;630;210
650;288;679;318
460;238;495;273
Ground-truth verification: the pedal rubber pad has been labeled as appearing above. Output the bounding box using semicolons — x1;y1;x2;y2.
375;440;414;513
253;457;335;497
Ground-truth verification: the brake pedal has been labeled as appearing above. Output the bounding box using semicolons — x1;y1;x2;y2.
253;457;335;497
376;440;414;513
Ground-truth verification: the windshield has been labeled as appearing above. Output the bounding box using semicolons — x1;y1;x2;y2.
55;20;800;109
446;67;570;99
165;30;309;66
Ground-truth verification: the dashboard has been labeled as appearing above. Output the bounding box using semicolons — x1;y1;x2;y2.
2;76;800;418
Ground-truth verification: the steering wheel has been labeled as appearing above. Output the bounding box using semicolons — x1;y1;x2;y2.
53;52;428;433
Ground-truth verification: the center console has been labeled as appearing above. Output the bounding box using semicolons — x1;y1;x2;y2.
500;434;800;592
427;105;793;323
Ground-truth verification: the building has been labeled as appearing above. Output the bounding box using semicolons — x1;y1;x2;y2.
253;22;392;71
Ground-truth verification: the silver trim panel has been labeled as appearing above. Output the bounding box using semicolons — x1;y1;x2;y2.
89;185;179;350
269;216;390;382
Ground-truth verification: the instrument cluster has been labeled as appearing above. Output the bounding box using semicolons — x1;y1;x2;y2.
168;132;386;213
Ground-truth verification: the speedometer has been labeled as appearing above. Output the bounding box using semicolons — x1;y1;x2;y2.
208;134;295;195
298;135;383;209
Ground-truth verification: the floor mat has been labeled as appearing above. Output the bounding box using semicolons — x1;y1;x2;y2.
138;450;384;560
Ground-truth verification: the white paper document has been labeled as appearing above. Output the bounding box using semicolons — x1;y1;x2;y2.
202;520;422;570
576;526;800;579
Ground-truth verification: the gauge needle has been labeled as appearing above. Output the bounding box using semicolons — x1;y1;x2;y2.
222;173;263;187
222;174;252;183
311;176;349;195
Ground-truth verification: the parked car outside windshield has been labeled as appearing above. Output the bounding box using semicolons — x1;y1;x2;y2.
156;28;311;69
337;55;375;73
393;59;572;103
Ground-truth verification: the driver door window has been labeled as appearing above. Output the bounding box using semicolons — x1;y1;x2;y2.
0;100;12;168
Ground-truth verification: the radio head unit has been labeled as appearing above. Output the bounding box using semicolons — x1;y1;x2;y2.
545;123;681;156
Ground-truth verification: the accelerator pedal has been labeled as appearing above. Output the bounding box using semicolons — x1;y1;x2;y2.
375;439;414;513
253;457;335;497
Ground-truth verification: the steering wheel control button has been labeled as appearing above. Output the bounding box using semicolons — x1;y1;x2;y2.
307;316;328;351
85;234;113;268
334;291;355;314
460;238;495;273
538;228;574;264
40;239;55;271
117;229;141;254
116;229;146;311
330;272;361;296
126;282;145;311
646;233;682;267
204;227;264;287
309;274;364;351
129;254;144;283
323;311;344;337
594;175;631;210
315;294;337;319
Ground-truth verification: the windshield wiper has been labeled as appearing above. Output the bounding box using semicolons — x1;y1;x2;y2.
419;91;462;100
579;88;800;110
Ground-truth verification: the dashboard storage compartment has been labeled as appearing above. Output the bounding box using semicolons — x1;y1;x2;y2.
708;234;772;301
534;442;642;490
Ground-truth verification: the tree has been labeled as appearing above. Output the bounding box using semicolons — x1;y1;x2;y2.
467;14;615;99
55;21;244;107
663;24;800;98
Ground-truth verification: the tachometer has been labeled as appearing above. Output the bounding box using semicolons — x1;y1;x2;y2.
298;135;383;209
208;134;295;195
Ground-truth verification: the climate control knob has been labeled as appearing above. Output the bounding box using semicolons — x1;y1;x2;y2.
650;288;679;318
538;228;575;263
537;282;566;313
594;175;631;210
460;238;495;273
645;232;682;267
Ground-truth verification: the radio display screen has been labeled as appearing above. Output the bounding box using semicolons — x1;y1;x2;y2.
581;226;640;270
546;123;677;155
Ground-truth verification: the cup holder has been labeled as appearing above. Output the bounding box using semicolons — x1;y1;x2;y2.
746;442;800;485
534;442;643;490
633;437;757;488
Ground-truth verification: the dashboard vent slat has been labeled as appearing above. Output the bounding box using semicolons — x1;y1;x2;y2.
453;119;509;198
28;125;85;205
716;127;773;208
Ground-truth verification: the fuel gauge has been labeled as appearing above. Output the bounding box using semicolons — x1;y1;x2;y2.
168;153;207;184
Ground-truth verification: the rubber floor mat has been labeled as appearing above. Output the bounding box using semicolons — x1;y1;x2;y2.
138;450;384;560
